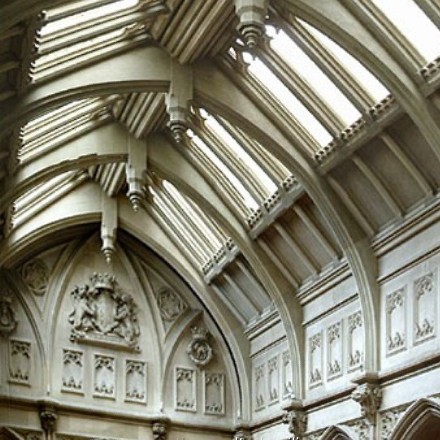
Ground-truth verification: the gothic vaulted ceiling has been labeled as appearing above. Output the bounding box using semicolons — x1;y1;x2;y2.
1;0;440;395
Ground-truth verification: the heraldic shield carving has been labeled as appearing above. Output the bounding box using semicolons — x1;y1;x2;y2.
68;273;140;351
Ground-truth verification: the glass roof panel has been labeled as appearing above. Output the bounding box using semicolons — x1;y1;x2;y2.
245;54;333;147
202;110;278;194
41;0;139;35
268;28;362;126
300;20;389;102
371;0;440;62
190;132;259;211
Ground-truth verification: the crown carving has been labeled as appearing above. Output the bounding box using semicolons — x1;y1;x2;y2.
90;272;117;291
190;325;210;340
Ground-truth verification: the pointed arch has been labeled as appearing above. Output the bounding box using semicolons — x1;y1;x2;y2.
321;424;356;440
390;398;440;440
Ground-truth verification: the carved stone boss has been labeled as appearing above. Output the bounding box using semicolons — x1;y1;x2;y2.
68;273;140;351
0;291;18;337
186;325;213;367
157;287;186;322
152;422;167;440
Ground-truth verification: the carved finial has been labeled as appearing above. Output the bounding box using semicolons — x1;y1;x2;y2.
351;382;382;424
282;399;307;440
234;0;268;49
0;291;18;337
128;189;143;212
168;121;187;143
152;422;167;440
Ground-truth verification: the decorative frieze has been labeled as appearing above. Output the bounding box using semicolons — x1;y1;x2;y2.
204;372;225;415
414;273;436;344
308;332;323;388
62;349;83;393
125;360;147;403
157;287;186;322
386;288;406;355
186;325;213;367
327;322;342;380
68;273;140;351
282;351;294;399
9;339;31;384
268;356;279;404
254;363;265;410
19;258;49;296
380;407;406;440
175;367;196;412
348;311;363;371
0;291;18;337
93;354;115;399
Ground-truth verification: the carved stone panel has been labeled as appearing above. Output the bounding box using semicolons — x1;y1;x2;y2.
282;351;293;399
175;367;196;412
268;356;279;404
308;332;323;388
414;273;436;344
93;354;115;399
254;363;265;411
348;311;364;372
125;360;147;403
203;372;225;416
68;273;140;351
327;321;342;380
386;288;406;355
19;259;49;296
157;287;186;322
0;291;18;337
9;339;31;384
62;349;84;393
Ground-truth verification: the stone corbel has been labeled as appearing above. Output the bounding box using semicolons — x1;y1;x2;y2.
234;0;269;49
351;375;382;425
282;398;307;440
39;402;57;440
165;59;193;143
152;421;167;440
126;138;148;211
101;194;118;264
232;426;251;440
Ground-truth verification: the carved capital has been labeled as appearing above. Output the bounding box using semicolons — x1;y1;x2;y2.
152;422;167;440
351;382;382;424
282;400;307;440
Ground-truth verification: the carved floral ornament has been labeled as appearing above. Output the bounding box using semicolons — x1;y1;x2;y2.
156;287;186;321
68;273;140;351
0;290;18;337
186;325;214;367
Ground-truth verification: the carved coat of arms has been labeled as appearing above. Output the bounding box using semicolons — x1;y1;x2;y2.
68;273;140;351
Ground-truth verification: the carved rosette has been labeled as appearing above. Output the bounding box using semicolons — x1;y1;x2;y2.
68;273;140;351
351;383;382;424
19;259;49;296
186;325;213;367
157;287;186;322
0;291;18;337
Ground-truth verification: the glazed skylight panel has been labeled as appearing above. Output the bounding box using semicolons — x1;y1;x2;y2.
187;130;259;214
242;50;333;149
299;20;389;103
30;0;149;81
370;0;440;63
266;27;362;128
18;97;114;163
200;110;278;198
